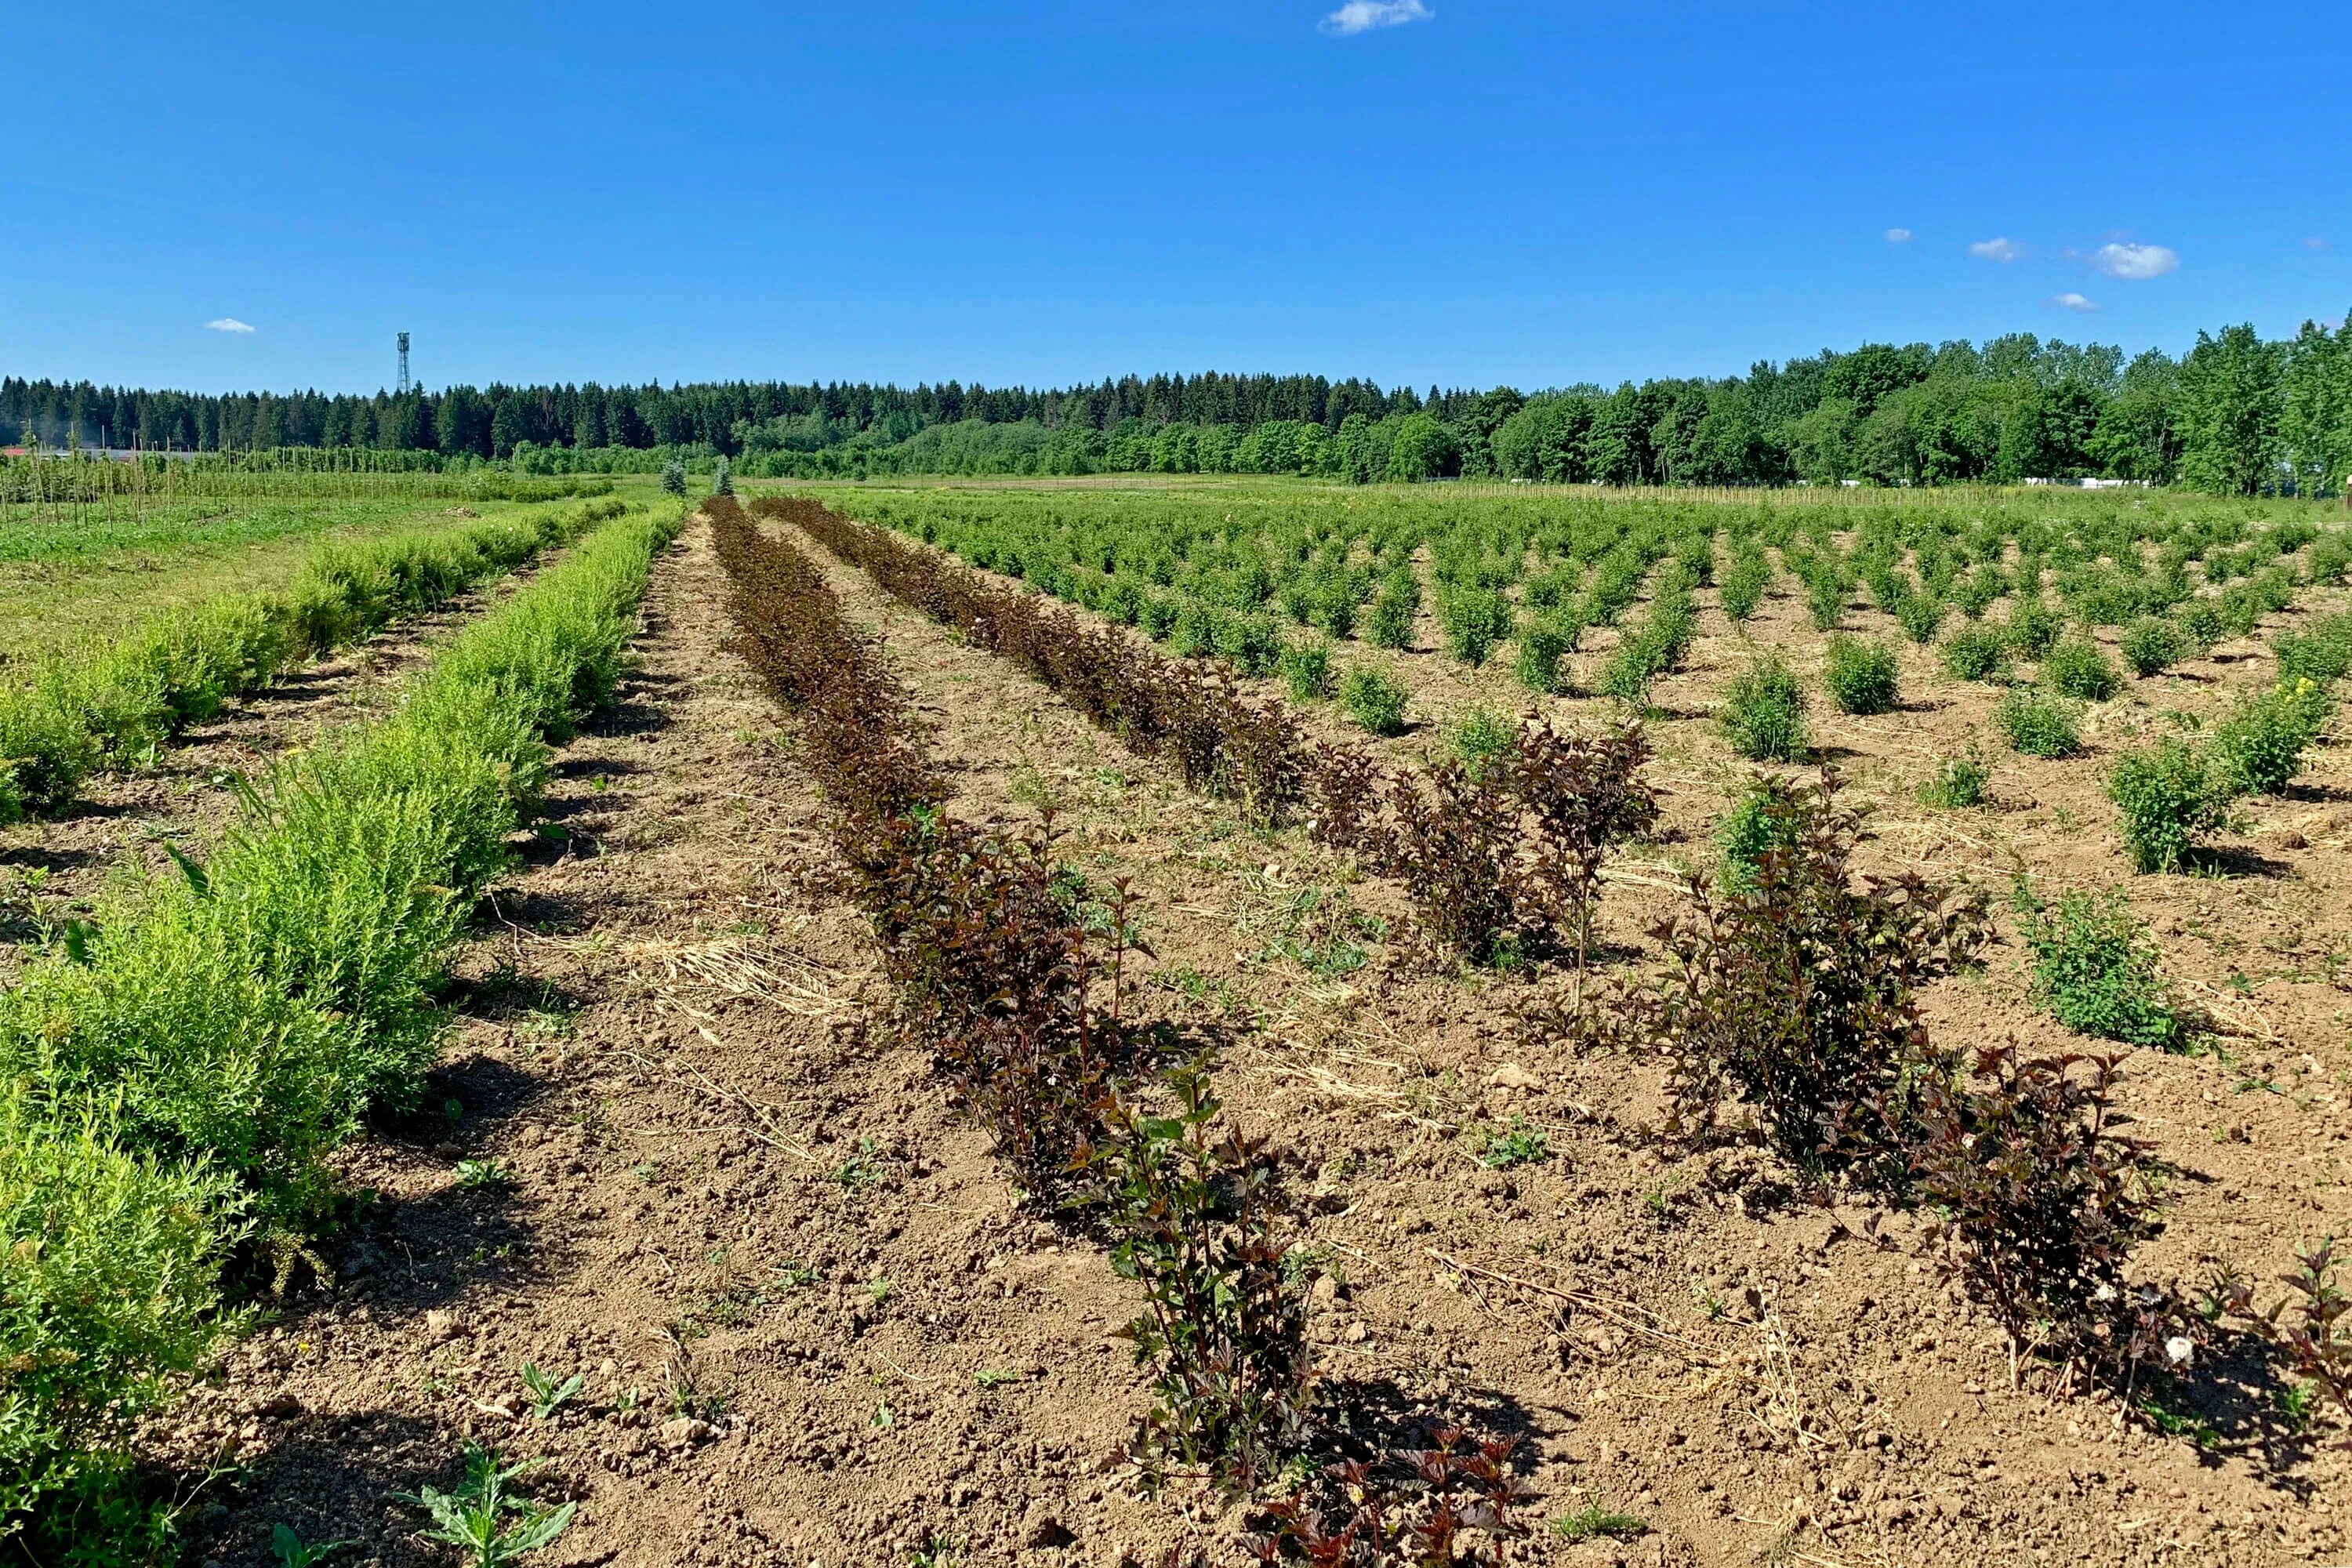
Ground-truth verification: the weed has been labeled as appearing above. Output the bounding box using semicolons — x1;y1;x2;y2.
2018;887;2183;1051
1477;1117;1549;1167
272;1525;353;1567
452;1160;509;1191
1995;686;2084;758
519;1363;583;1421
1919;746;1991;809
973;1368;1018;1389
397;1445;576;1568
1822;634;1899;715
833;1138;884;1188
1717;651;1809;761
1549;1504;1650;1542
909;1537;964;1567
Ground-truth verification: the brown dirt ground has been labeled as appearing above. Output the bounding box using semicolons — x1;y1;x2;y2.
132;509;2352;1568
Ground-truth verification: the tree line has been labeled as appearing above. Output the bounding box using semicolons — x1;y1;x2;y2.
6;315;2347;495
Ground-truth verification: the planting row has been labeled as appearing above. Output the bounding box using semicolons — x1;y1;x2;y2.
847;484;2350;701
723;498;2352;1520
0;503;679;1554
0;495;636;822
757;495;1661;974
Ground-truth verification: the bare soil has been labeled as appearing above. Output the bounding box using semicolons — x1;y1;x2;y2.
143;515;2352;1568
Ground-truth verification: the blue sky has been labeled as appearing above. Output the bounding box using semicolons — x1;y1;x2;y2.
3;0;2342;396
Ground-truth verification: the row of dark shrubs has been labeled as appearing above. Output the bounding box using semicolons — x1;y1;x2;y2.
754;495;1657;974
2;503;676;1555
1595;770;2350;1415
708;496;1521;1555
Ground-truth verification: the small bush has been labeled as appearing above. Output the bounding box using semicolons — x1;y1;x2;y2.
2019;887;2183;1051
1444;706;1516;780
2273;612;2352;685
2005;597;2063;659
2120;617;2184;677
2209;678;2331;796
2107;739;2234;873
1715;778;1801;887
1805;572;1848;632
1919;746;1991;809
1276;639;1334;703
1717;652;1809;761
1718;547;1769;622
1617;772;1989;1176
2041;638;2120;702
1994;687;2083;758
1365;584;1417;650
1941;622;2010;684
2177;599;2223;649
1895;593;1947;646
1911;1045;2178;1372
1512;615;1572;695
1338;666;1410;737
1822;635;1900;715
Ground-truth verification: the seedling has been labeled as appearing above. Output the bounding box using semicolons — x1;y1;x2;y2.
1550;1504;1650;1542
397;1445;576;1568
1477;1118;1550;1168
272;1525;352;1568
452;1160;509;1191
520;1363;583;1420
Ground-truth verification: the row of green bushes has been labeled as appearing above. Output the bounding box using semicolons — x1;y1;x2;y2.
0;503;676;1556
0;497;632;821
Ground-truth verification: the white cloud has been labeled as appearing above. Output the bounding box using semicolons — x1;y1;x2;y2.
205;317;256;334
1968;237;2020;263
2090;241;2178;280
1319;0;1431;35
2048;292;2100;314
1885;227;1913;243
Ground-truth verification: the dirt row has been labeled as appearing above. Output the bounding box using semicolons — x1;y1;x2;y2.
134;515;2352;1567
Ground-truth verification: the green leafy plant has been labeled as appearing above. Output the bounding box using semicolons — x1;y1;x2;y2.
1941;622;2010;683
1895;592;1947;646
1717;651;1809;761
1338;666;1410;737
2041;638;2121;702
2107;739;2234;873
519;1363;584;1421
452;1160;509;1191
273;1524;353;1567
1994;687;2083;758
1476;1117;1549;1167
1277;638;1334;702
397;1445;577;1568
2121;618;2185;677
1550;1504;1650;1542
2018;887;2183;1051
2209;678;2331;796
1822;634;1899;715
1919;746;1991;809
2005;597;2063;659
1443;706;1515;780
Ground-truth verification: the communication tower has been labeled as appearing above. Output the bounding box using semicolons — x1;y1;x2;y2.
397;332;411;395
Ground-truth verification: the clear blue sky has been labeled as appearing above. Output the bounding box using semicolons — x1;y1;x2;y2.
3;0;2341;397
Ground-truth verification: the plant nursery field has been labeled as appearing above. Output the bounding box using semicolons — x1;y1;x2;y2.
7;474;2352;1568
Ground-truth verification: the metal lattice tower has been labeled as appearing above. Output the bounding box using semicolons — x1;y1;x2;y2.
397;332;411;395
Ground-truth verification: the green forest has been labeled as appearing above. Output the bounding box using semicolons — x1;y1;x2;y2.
8;313;2348;495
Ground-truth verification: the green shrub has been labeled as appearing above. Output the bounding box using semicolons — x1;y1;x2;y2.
1717;652;1809;761
1920;746;1991;809
1895;593;1947;645
2210;678;2332;795
1444;706;1517;779
2177;599;2223;649
1994;687;2083;758
1940;622;2010;684
1512;615;1573;694
1805;572;1848;632
1822;635;1900;715
2273;612;2352;686
2005;597;2063;659
1718;547;1769;622
1171;600;1219;659
1277;639;1334;702
2041;638;2120;702
1366;580;1417;649
1338;666;1410;736
2118;617;2184;677
2107;739;2235;873
0;1102;241;1552
2020;888;2183;1051
1437;589;1512;667
1716;778;1802;887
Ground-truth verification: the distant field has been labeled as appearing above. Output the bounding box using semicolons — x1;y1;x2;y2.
0;476;659;658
